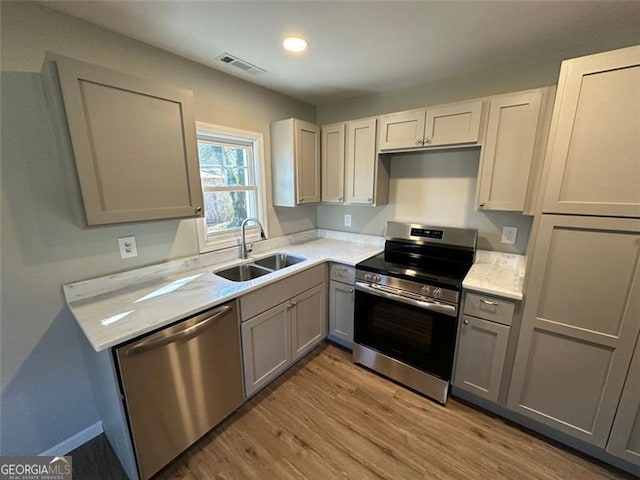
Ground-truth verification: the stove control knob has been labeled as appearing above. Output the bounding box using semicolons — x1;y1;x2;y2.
432;288;442;299
421;285;432;296
374;274;382;283
364;273;372;282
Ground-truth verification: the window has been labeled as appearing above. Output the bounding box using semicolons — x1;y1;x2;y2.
195;122;267;252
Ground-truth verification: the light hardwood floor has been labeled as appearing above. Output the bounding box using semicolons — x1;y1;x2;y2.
156;343;629;480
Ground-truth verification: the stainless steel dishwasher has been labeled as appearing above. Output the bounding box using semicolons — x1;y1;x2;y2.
116;300;244;480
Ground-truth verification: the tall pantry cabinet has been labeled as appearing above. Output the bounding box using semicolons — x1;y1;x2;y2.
507;45;640;468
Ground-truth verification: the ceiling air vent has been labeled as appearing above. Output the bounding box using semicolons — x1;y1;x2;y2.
216;53;266;75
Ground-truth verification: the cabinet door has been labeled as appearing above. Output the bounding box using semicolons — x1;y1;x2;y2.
542;46;640;217
345;118;378;205
378;109;426;151
321;123;345;203
53;55;203;225
507;215;640;446
424;100;484;147
607;334;640;466
329;280;355;347
241;302;291;396
454;315;510;403
477;90;542;211
291;284;327;361
295;119;321;204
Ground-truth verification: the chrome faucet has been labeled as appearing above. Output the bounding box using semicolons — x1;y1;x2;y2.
240;217;267;259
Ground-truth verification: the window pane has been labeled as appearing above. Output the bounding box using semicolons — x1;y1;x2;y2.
203;190;256;233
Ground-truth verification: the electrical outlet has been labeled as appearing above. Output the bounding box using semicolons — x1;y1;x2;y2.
118;236;138;258
501;226;518;245
344;214;352;227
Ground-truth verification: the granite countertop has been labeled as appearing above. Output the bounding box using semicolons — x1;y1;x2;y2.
65;229;527;352
64;233;383;352
462;250;527;301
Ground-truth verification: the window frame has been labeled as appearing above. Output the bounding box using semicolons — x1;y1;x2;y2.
195;121;268;253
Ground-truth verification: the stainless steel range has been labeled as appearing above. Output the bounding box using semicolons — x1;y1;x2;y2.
353;221;477;404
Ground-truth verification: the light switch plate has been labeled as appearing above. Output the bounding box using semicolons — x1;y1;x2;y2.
344;214;352;227
501;226;518;245
118;236;138;258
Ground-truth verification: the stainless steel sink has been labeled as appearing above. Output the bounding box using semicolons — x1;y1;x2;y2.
253;253;306;271
215;264;272;282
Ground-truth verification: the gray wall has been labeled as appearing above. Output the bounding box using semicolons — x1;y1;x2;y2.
0;2;315;455
316;35;639;254
318;149;532;253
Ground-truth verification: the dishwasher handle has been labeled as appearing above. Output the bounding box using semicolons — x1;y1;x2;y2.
124;304;232;356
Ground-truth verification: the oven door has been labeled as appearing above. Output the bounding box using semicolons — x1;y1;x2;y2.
354;282;458;381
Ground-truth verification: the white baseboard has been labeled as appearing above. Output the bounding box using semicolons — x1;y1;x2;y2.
39;421;103;456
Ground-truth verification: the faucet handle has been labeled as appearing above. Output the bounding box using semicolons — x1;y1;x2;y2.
247;242;254;254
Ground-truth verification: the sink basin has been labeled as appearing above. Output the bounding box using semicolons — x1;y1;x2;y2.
215;264;272;282
253;253;306;271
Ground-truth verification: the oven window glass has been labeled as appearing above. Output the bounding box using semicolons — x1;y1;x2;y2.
354;290;457;380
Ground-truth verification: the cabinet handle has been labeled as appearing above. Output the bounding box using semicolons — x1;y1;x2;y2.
463;319;469;325
424;138;432;144
480;299;499;306
416;138;422;145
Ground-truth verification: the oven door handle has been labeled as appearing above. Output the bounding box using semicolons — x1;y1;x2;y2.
355;282;458;317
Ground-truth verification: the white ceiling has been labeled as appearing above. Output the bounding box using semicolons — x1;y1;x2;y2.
42;1;640;105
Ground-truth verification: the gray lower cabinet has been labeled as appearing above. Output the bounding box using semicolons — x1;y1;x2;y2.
291;284;327;361
241;302;291;396
454;292;515;403
328;280;355;348
328;263;356;348
606;334;640;466
454;315;510;403
240;265;328;397
507;214;640;447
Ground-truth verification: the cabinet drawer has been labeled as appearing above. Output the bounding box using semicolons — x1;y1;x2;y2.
240;264;327;321
464;292;515;326
330;263;355;284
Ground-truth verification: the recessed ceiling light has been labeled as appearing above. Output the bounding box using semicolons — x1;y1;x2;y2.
283;36;308;53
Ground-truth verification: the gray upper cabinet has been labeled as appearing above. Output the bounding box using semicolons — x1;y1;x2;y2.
50;54;203;225
507;215;640;447
271;118;320;206
476;87;555;213
345;118;389;205
321;122;346;204
607;333;640;466
541;46;640;218
378;100;484;151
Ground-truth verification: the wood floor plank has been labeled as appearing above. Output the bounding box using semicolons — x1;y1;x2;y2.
152;343;630;480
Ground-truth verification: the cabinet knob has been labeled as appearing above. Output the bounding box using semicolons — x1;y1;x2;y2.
463;319;469;325
338;196;343;201
349;289;354;293
424;138;432;144
195;206;202;213
367;197;372;202
291;301;297;307
479;203;486;208
298;198;304;203
416;138;422;145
